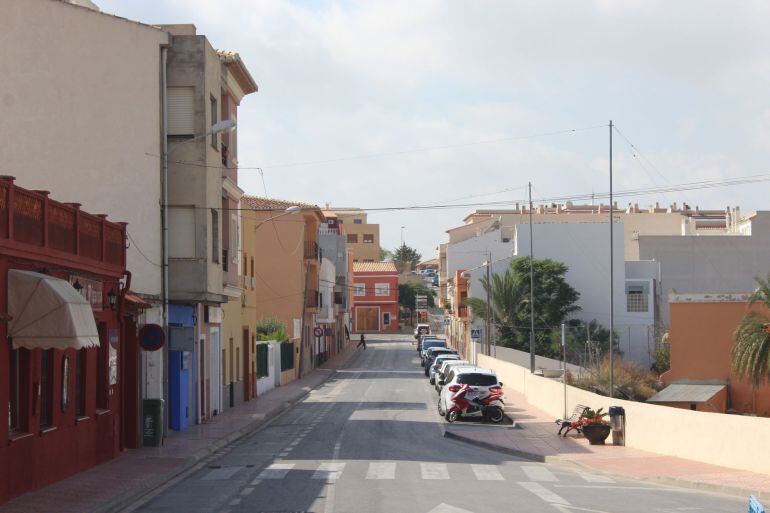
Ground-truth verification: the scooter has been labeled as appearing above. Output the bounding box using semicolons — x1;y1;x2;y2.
445;383;505;423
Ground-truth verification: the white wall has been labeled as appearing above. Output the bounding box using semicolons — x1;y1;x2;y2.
1;0;168;297
445;229;513;280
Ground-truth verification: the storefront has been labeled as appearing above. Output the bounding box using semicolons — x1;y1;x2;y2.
0;178;128;503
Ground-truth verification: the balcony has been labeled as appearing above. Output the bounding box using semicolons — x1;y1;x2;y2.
304;240;320;261
458;305;468;318
306;289;320;308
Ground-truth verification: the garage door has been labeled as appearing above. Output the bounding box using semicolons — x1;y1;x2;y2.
356;307;379;332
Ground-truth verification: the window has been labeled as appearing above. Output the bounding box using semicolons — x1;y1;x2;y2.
212;209;219;263
96;323;109;409
354;283;366;296
9;347;25;432
383;312;391;326
167;86;195;135
75;350;86;416
347;234;358;243
40;349;53;427
353;219;362;225
236;347;241;381
250;257;255;289
363;234;375;244
210;95;218;148
375;283;389;296
626;284;648;312
61;355;70;412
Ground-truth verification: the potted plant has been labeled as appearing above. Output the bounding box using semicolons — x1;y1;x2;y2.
580;407;611;445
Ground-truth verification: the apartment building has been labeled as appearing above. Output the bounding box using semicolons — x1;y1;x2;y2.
328;207;380;262
352;262;399;333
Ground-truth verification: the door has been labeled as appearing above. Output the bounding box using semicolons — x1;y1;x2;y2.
356;307;380;332
209;327;221;415
242;329;250;401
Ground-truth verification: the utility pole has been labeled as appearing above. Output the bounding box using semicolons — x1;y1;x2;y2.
485;251;491;356
562;323;567;420
609;120;614;399
529;182;535;373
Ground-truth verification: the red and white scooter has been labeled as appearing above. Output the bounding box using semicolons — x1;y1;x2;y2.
445;383;505;423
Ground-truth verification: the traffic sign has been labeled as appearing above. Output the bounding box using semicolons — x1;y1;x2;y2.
313;327;323;338
470;328;482;341
138;324;165;352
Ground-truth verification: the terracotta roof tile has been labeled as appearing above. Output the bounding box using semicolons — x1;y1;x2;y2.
353;261;398;273
241;195;319;211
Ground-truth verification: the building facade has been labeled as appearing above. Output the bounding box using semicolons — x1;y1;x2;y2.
352;262;399;333
329;207;380;262
0;179;129;503
317;212;353;363
650;293;770;416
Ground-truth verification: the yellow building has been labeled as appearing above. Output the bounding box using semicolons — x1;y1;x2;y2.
328;207;380;262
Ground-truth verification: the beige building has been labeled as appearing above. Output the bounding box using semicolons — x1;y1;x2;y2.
241;197;325;383
328;207;380;262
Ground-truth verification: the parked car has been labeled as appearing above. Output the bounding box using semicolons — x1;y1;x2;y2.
417;333;438;352
419;339;448;365
438;367;503;417
414;323;430;341
423;347;456;374
434;361;471;393
429;354;461;384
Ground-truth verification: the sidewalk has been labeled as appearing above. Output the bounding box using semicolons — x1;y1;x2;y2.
444;388;770;500
0;344;362;513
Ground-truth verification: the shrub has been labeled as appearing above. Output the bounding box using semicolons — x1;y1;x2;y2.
569;355;662;401
255;317;288;342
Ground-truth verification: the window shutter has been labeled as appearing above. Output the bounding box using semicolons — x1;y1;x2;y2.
167;87;195;135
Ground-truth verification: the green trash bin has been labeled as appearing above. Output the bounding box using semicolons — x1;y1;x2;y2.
142;399;165;447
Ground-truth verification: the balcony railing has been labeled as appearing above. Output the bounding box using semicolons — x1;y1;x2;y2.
222;248;229;272
304;240;320;261
458;305;468;318
0;176;126;269
306;289;320;308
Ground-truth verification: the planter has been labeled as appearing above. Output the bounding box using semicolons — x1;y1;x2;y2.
582;424;611;445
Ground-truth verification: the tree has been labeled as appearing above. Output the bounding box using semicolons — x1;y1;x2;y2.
566;319;620;367
379;246;392;261
464;257;580;358
392;243;421;273
732;274;770;388
398;282;436;311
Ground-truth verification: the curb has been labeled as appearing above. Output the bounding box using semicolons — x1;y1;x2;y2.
443;428;768;501
94;346;363;513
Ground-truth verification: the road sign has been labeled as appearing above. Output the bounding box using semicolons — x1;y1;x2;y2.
470;327;482;341
415;295;428;308
313;327;323;338
138;324;165;352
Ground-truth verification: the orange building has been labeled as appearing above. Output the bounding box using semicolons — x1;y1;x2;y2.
352;262;399;333
650;293;770;416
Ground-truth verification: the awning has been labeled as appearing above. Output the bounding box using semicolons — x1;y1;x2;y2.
124;291;151;310
647;383;726;403
8;270;100;350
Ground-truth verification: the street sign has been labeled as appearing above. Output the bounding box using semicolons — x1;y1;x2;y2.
138;324;165;352
415;294;428;309
470;327;482;341
313;327;323;338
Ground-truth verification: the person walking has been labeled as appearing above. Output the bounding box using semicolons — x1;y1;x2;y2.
357;333;366;350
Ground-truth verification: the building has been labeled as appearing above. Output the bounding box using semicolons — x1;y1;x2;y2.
241;196;325;381
352;262;399;333
163;24;257;428
0;179;129;503
416;258;439;271
328;207;380;262
317;211;353;363
649;293;770;416
1;0;169;438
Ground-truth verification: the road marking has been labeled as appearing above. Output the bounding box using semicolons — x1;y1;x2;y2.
249;478;263;486
279;451;290;457
228;498;241;506
578;473;615;483
201;466;242;480
471;464;504;481
426;503;477;513
522;465;558;482
554;484;695;492
257;463;295;479
313;462;346;482
421;463;450;480
366;462;396;480
240;487;254;496
518;481;570;505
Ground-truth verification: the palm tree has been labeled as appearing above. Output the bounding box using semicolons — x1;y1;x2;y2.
732;274;770;388
464;268;528;348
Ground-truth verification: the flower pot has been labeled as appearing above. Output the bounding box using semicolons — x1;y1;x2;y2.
582;424;611;445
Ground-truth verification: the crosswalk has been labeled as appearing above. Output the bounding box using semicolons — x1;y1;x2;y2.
206;461;615;485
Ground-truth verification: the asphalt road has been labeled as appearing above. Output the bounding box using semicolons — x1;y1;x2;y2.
131;335;744;513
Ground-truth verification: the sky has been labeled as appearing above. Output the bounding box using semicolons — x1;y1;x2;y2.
98;0;770;259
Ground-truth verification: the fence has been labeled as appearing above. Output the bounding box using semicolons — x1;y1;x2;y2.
280;341;295;371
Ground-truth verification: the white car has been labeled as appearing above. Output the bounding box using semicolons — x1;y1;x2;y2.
438;367;502;416
428;354;461;384
434;360;471;393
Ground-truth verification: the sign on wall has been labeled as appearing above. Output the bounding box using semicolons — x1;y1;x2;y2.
139;324;165;351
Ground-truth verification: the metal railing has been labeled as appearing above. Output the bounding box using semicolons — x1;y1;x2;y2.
304;240;319;260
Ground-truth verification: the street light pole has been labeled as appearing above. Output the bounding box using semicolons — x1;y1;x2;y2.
400;226;406;247
529;182;535;373
485;252;491;357
609;120;614;399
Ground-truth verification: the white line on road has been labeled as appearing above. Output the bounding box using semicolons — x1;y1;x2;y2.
471;464;504;481
421;463;450;480
313;462;346;482
257;463;295;480
518;481;570;505
522;465;559;482
239;487;254;496
201;466;242;480
578;473;615;483
249;478;263;486
366;462;396;480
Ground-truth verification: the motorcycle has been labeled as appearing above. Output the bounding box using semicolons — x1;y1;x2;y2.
445;383;505;423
